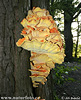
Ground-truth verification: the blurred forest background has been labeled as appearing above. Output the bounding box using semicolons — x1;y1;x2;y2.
50;0;81;61
0;0;81;100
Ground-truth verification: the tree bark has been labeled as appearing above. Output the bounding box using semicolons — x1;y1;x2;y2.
31;0;49;10
0;0;54;100
0;0;33;99
64;12;73;61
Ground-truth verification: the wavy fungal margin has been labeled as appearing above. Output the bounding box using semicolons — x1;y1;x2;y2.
16;7;65;88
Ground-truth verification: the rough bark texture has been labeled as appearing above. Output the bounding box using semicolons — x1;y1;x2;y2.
31;0;49;10
0;0;33;99
0;0;54;100
64;12;73;61
31;0;54;100
34;70;54;100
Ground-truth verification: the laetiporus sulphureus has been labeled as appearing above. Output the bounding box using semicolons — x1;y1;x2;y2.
16;7;65;87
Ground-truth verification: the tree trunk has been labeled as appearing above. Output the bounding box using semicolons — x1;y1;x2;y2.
75;19;79;58
75;33;79;58
64;12;73;61
0;0;33;99
31;0;49;10
0;0;54;100
31;0;54;100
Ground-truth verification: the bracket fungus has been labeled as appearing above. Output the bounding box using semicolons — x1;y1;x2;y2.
16;7;65;87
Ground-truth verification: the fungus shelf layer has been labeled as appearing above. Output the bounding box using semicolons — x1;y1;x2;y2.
16;7;65;87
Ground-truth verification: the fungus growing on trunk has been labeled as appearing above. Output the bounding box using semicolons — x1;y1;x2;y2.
16;7;65;87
